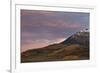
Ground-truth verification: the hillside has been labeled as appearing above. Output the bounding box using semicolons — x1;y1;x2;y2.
21;31;89;63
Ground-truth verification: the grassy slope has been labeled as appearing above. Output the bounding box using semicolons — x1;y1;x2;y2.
21;44;89;63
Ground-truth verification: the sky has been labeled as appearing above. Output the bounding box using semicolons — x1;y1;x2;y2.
21;9;89;52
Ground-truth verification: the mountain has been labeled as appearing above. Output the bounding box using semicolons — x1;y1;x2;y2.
21;31;89;63
61;31;89;49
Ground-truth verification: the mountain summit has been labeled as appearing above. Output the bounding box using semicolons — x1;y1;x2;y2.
21;30;89;63
61;31;89;49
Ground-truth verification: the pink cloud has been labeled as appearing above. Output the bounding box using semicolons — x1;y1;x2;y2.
44;20;81;29
21;38;66;52
21;10;57;16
